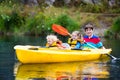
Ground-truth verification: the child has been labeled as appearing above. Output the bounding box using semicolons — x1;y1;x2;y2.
83;23;105;49
68;31;84;49
46;34;69;49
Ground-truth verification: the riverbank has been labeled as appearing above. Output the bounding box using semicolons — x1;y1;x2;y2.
0;5;120;38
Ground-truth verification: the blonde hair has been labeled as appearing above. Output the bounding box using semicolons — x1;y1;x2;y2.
72;31;80;35
46;34;58;42
71;31;83;40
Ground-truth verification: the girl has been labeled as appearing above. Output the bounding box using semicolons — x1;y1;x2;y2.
68;31;84;49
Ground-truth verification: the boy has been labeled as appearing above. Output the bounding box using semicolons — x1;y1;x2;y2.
83;23;105;49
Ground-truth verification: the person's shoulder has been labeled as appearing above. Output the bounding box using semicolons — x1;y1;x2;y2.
92;35;99;38
83;35;100;39
83;35;88;38
92;35;101;41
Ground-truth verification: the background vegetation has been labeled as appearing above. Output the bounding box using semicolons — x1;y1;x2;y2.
0;0;120;39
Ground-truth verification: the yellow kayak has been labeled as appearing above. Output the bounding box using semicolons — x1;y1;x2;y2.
14;60;110;80
14;45;112;63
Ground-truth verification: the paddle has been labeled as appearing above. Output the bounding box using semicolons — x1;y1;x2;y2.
86;43;120;63
52;24;71;36
84;43;117;60
52;24;119;61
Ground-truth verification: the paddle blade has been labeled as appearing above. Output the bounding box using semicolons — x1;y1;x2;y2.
52;24;69;36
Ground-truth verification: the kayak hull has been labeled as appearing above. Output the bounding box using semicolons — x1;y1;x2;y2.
14;45;112;63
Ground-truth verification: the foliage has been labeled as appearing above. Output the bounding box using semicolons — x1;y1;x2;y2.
54;14;79;33
111;16;120;33
23;12;54;35
79;3;108;13
0;0;18;3
7;12;24;31
0;15;6;31
22;13;79;36
104;17;120;39
104;29;113;39
0;12;24;34
0;0;120;37
0;14;11;32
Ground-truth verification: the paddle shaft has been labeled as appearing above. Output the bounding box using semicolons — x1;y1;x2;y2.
85;43;117;60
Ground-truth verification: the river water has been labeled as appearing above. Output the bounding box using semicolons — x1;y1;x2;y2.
0;35;120;80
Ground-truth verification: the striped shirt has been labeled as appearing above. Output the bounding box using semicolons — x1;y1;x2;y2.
83;35;103;48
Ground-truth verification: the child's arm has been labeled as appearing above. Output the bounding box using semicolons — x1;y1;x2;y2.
56;40;66;49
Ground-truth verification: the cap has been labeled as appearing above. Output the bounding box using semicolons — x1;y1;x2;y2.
84;23;94;30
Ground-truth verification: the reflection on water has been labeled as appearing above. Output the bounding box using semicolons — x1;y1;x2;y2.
14;59;110;80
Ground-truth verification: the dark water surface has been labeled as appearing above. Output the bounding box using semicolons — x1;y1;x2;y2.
0;35;120;80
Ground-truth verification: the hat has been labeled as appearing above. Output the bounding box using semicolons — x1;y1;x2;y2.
84;23;94;30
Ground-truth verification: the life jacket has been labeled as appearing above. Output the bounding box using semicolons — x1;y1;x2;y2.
46;41;57;47
46;40;63;48
68;38;77;48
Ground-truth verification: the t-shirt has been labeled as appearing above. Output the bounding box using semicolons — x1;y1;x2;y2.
83;35;103;48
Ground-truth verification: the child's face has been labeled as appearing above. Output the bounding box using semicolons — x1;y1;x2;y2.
71;33;78;40
85;28;93;37
47;38;54;45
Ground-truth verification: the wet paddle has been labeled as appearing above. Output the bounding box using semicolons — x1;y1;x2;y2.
52;24;119;61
